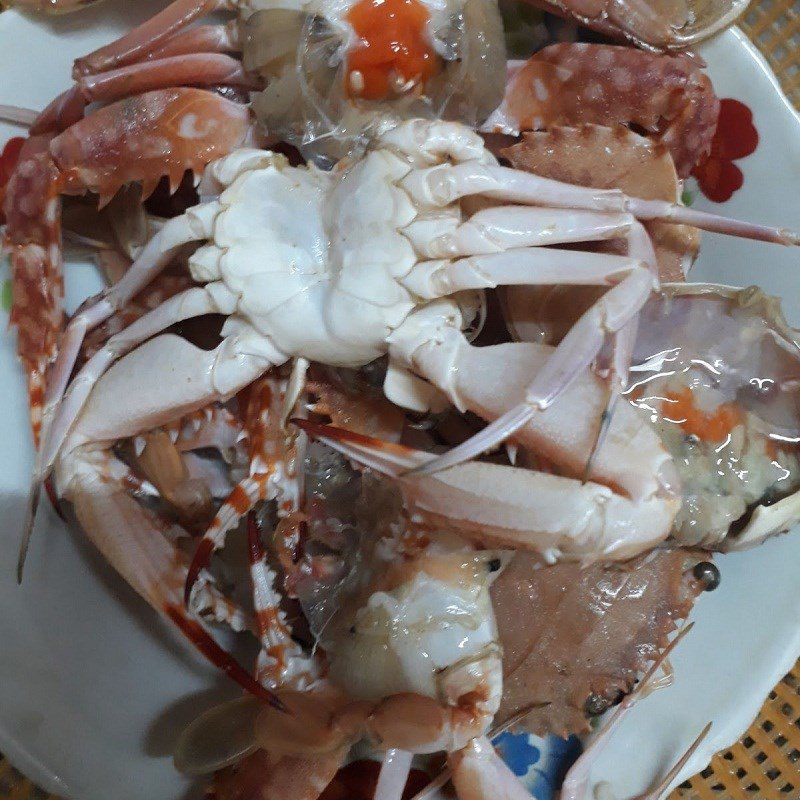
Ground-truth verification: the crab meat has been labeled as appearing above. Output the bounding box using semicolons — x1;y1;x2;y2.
627;284;800;550
295;419;679;561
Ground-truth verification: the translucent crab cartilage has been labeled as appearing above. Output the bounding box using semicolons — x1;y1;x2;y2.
185;375;302;605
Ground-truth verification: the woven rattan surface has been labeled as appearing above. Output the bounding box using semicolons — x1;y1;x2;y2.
741;0;800;108
1;2;800;799
672;664;800;799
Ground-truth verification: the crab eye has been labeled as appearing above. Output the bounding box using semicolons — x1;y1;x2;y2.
692;561;721;591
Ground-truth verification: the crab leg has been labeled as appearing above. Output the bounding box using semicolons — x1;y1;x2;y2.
80;274;196;364
391;326;674;505
247;516;315;689
5;88;250;453
41;149;282;447
55;444;279;706
402;249;651;298
6;144;64;445
73;0;232;76
0;105;38;126
401;163;800;245
51;333;285;705
405;208;641;257
76;54;253;104
186;376;303;604
20;328;283;580
34;54;251;135
148;20;242;60
400;269;656;474
560;625;702;800
448;737;533;800
41;283;235;477
400;205;656;461
375;749;416;800
40;202;222;451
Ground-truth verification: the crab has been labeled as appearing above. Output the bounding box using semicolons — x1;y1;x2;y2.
20;117;794;600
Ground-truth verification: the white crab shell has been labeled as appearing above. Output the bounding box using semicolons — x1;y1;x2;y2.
193;148;419;366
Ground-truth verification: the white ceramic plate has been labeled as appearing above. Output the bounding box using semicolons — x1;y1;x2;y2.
0;7;798;800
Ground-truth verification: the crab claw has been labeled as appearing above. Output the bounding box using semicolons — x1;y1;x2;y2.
56;447;285;711
292;420;678;562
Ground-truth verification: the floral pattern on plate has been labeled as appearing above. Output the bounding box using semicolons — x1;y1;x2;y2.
494;731;583;799
692;98;759;203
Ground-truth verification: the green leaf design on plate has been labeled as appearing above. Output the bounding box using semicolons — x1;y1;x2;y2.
681;189;696;207
1;278;11;313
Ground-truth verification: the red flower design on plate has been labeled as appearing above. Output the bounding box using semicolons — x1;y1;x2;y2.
692;99;758;203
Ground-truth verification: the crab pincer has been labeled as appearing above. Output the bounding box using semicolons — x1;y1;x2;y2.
6;88;250;444
7;87;251;575
489;44;720;178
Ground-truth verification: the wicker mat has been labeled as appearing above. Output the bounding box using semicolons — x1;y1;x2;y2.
2;1;800;798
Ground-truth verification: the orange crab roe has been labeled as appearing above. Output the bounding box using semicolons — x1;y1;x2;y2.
663;386;744;443
345;0;439;101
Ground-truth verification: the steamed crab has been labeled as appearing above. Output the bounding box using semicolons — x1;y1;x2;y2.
37;118;798;553
172;462;711;800
9;113;790;697
1;0;508;448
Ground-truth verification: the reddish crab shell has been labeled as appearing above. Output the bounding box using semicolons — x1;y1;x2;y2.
500;124;700;282
493;44;720;178
519;0;748;50
492;549;707;737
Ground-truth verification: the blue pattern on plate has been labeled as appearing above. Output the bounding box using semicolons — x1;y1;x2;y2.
495;731;542;776
494;730;583;800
